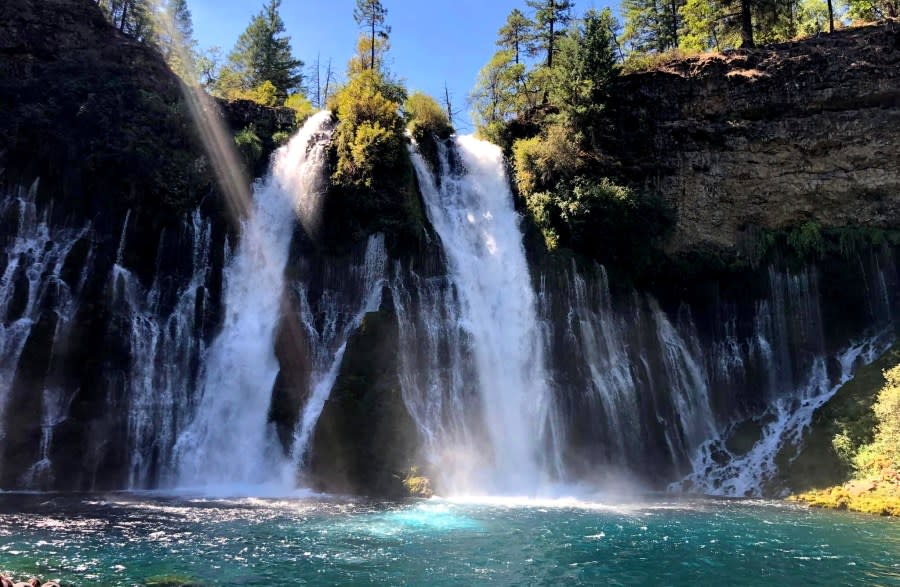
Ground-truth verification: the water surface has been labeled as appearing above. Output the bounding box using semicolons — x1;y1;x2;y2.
0;495;897;586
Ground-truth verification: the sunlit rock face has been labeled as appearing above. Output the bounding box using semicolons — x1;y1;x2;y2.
611;23;900;254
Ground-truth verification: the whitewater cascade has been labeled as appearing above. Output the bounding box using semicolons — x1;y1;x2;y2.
173;111;334;489
408;137;560;494
0;127;896;497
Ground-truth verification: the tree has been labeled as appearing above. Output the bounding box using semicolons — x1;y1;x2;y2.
155;0;197;80
622;0;684;53
739;0;755;48
225;0;304;100
98;0;156;43
526;0;575;68
845;0;898;20
354;0;391;72
498;9;535;65
470;50;525;139
550;9;620;148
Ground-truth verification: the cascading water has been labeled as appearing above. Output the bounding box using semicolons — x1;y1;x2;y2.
173;111;334;490
289;233;388;470
0;182;92;487
408;137;559;494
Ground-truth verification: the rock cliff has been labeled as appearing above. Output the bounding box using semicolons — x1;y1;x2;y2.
614;23;900;255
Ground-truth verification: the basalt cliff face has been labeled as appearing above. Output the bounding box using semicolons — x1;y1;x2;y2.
614;23;900;255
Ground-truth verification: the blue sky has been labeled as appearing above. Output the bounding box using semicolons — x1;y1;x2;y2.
190;0;613;131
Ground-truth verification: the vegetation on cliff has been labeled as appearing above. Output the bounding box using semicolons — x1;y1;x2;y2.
789;346;900;516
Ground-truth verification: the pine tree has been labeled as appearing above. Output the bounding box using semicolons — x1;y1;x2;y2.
98;0;156;43
155;0;196;79
498;9;535;65
622;0;683;53
226;0;304;100
354;0;391;72
526;0;575;68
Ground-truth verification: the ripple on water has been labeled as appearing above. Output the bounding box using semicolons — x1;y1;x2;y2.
0;495;898;586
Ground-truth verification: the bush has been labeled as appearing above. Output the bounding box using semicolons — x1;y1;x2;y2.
854;364;900;479
330;70;407;188
284;92;315;124
234;124;263;168
404;92;453;141
512;125;581;195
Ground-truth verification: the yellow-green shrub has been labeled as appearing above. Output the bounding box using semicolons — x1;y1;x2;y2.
404;91;452;141
284;92;315;124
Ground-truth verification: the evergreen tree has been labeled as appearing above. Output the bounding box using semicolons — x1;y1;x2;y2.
354;0;391;71
550;8;620;148
498;9;535;65
526;0;575;67
470;50;525;138
226;0;304;100
155;0;196;79
622;0;683;53
98;0;156;43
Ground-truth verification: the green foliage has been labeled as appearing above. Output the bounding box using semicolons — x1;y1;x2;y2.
622;0;684;53
404;92;453;142
787;221;825;259
854;364;900;478
221;0;304;101
845;0;899;21
354;0;391;72
324;70;422;248
330;71;406;188
98;0;156;43
526;0;576;67
549;9;621;147
284;92;315;124
272;130;292;145
234;124;263;168
498;9;536;64
512;126;581;195
471;50;526;135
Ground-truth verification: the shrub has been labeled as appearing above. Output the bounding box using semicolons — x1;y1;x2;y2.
284;92;315;124
404;92;453;141
854;364;900;479
512;125;581;195
234;124;263;168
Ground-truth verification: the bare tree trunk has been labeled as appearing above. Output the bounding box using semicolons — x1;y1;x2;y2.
827;0;834;33
547;0;555;68
670;0;679;48
444;83;453;125
370;20;376;70
740;0;755;48
323;59;333;106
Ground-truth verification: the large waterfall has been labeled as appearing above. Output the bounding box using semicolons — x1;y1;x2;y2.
173;111;335;490
407;137;559;494
0;126;896;497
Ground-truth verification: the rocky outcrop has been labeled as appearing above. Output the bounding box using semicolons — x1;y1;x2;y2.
0;0;214;218
614;23;900;255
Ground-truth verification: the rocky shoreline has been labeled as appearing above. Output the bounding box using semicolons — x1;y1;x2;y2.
0;576;60;587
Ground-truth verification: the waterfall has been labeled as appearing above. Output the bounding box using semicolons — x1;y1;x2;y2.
289;233;388;471
173;111;334;490
0;182;91;487
407;136;557;494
